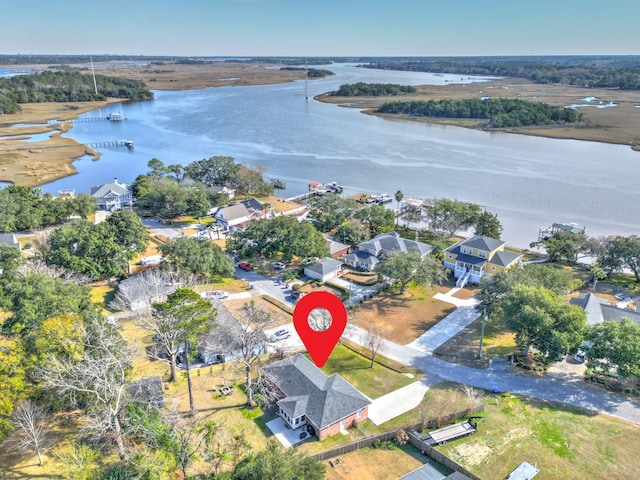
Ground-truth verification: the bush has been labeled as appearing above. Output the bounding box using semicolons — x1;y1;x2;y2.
394;429;409;445
570;279;584;292
373;439;395;450
291;283;301;292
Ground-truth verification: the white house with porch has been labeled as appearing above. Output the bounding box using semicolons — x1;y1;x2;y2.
443;235;522;286
90;178;133;211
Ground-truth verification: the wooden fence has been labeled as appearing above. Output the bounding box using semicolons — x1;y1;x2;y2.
407;435;482;480
312;404;485;477
312;430;396;462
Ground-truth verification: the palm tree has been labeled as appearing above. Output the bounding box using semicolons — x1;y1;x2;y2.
394;190;404;226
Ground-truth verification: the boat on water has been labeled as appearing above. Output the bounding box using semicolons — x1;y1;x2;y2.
107;112;126;121
325;181;343;193
367;193;392;205
271;178;286;189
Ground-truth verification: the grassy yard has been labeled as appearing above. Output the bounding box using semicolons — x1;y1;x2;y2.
351;283;455;345
435;315;517;369
319;344;422;400
437;393;640;480
89;283;117;313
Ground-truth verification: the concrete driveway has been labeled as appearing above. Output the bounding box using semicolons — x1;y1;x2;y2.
368;379;431;426
405;305;480;354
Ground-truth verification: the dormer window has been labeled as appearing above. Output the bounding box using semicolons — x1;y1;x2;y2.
478;251;486;259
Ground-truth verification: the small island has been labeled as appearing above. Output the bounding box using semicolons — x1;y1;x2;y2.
316;78;640;151
377;97;582;128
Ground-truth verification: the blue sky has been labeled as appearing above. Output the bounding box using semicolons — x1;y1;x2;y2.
1;0;638;56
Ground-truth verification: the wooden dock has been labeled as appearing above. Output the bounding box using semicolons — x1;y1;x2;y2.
85;139;134;150
47;115;126;124
285;190;325;202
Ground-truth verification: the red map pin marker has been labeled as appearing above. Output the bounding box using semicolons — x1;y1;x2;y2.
293;291;347;368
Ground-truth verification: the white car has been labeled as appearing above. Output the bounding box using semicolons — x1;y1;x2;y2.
574;349;587;363
272;261;286;270
270;329;291;342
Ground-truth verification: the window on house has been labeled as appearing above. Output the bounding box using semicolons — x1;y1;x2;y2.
478;251;486;258
357;409;363;419
492;266;496;271
448;254;453;259
461;247;467;254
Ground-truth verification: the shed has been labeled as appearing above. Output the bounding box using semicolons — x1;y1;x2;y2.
126;376;164;408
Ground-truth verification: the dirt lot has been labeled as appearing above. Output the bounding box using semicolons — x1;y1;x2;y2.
324;444;439;480
224;295;292;328
317;77;640;152
351;284;455;345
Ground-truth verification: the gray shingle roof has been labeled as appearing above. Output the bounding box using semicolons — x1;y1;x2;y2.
570;293;640;326
217;204;250;221
570;293;608;325
265;354;371;429
344;250;380;266
305;257;343;276
358;231;433;257
453;252;487;266
90;182;130;198
600;304;640;326
489;250;522;267
0;233;19;248
448;235;504;253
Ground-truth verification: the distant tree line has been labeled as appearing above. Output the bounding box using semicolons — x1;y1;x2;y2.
378;98;582;128
0;186;96;232
363;58;640;90
0;54;180;65
0;71;153;114
279;67;333;78
332;82;416;96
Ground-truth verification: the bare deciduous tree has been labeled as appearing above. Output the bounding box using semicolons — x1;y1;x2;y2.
364;324;384;368
109;269;180;312
16;261;93;285
37;319;136;459
11;399;49;466
249;368;282;409
231;301;275;407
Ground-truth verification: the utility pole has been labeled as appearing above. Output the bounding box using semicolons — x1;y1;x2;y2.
478;308;487;359
304;59;309;100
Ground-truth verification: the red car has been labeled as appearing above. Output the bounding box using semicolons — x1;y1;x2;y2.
238;262;254;271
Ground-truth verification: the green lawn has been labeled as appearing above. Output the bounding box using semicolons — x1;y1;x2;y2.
437;393;640;480
317;345;422;399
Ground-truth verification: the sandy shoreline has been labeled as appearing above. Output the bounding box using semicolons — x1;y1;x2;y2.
2;64;639;188
0;62;318;187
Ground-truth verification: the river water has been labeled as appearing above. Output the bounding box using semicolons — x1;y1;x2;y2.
38;64;640;248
